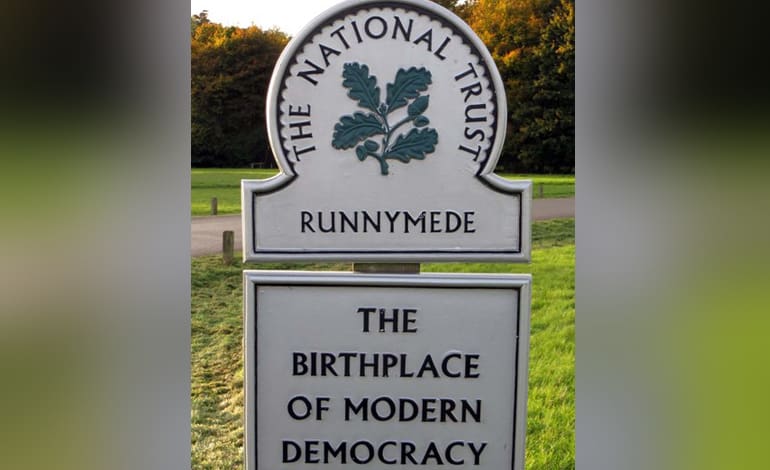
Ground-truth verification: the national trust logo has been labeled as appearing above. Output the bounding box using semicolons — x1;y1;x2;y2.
331;62;438;175
268;0;502;178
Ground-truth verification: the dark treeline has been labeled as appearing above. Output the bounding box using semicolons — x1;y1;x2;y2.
191;0;574;173
191;11;288;167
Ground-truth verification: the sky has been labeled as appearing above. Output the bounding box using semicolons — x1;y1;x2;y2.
190;0;345;35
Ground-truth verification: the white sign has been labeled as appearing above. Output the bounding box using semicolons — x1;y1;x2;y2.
242;0;531;262
244;271;531;470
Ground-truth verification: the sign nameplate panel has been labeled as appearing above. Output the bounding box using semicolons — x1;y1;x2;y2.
244;271;531;470
242;0;531;262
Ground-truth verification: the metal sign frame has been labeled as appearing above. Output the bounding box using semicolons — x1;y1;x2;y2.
242;0;531;263
244;270;531;470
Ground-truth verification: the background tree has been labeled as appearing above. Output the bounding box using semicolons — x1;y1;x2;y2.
191;16;288;167
191;10;210;32
429;0;472;20
465;0;574;173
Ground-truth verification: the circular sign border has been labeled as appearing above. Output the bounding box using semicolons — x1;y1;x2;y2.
265;0;507;179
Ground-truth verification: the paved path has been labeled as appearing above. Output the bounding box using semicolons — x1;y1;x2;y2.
191;214;244;257
532;196;575;221
191;197;575;257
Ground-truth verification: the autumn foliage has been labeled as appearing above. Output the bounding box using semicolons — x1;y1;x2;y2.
191;12;288;167
465;0;574;173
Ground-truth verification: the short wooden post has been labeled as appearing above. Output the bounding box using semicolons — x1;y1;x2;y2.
223;230;234;265
211;197;218;215
353;263;420;274
538;183;544;198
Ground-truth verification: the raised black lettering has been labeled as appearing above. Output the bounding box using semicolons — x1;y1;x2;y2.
401;441;418;465
289;120;313;140
442;352;462;378
364;16;387;39
378;441;398;465
292;144;316;159
430;210;442;232
287;395;312;420
340;211;358;232
357;307;376;332
301;211;315;233
392;16;413;41
345;397;368;421
461;82;483;102
413;29;434;51
362;211;381;232
305;440;320;463
320;353;338;376
416;354;439;378
385;210;401;232
445;210;462;232
403;308;418;332
292;352;308;375
288;104;311;116
399;353;414;377
440;398;458;422
434;36;451;60
339;352;356;376
315;397;330;420
382;353;399;377
350;20;363;43
445;441;465;465
318;211;336;233
330;25;351;49
462;400;482;423
468;442;487;465
371;396;396;421
464;127;485;141
319;43;341;67
465;353;480;377
464;103;487;123
421;398;436;422
360;353;379;377
282;440;301;463
464;212;476;233
420;441;444;465
323;441;347;464
296;59;324;85
379;308;398;332
459;144;483;160
404;211;425;233
454;62;479;81
350;441;375;464
399;398;419;421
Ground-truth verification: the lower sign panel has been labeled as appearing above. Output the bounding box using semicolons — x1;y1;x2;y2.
244;271;531;470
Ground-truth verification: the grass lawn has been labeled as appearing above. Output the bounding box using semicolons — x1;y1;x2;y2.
191;168;575;216
191;218;575;469
191;169;276;216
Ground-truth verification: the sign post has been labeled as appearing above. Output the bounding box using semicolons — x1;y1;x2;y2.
241;1;533;469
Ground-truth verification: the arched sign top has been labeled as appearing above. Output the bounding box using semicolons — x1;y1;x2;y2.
266;0;507;178
243;0;531;263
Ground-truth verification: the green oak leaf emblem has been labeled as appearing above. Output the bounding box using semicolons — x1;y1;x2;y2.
332;62;439;175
